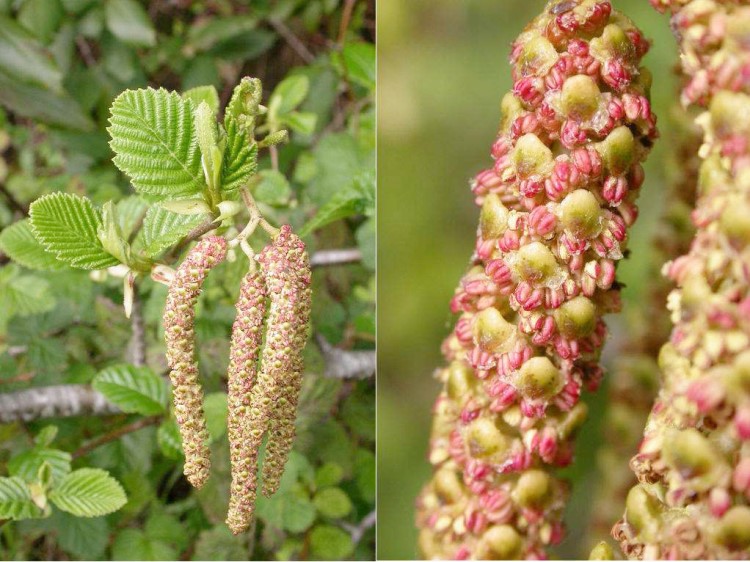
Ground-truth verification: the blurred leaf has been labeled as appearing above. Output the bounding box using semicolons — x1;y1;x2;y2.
204;391;228;442
305;132;371;205
145;509;189;552
34;426;58;447
254;169;291;207
191;526;246;561
221;116;258;194
157;419;182;460
109;88;204;198
112;528;176;560
308;420;354;474
354;448;375;503
105;0;156;47
314;462;343;489
183;85;219;115
300;171;374;236
9;448;71;485
53;511;109;559
18;0;63;44
281;111;317;135
269;75;309;117
0;15;62;90
186;15;258;53
92;364;168;416
140;206;207;257
29;193;119;269
49;468;127;517
0;266;55;317
309;524;354;560
313;487;352;519
0;476;42;519
256;489;316;533
341;383;375;441
356;217;375;270
332;42;375;91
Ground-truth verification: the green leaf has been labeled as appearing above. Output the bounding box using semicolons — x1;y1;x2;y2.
0;219;65;271
354;448;375;503
186;15;258;53
8;448;71;485
313;487;352;519
53;511;109;560
300;172;375;236
116;197;148;241
108;88;204;198
92;364;168;416
140;206;206;257
281;111;317;135
0;477;42;519
0;15;62;91
314;462;344;489
18;0;63;44
34;426;58;447
203;392;227;442
112;528;176;561
105;0;156;47
256;490;316;533
221;116;257;194
333;42;375;91
309;524;354;560
29;193;119;269
183;85;219;115
157;419;182;460
254;169;291;207
269;75;309;117
49;468;127;517
0;267;56;316
191;526;247;561
356;217;375;270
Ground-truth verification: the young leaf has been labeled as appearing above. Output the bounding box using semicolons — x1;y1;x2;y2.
112;529;177;561
183;85;219;115
104;0;156;47
312;487;352;519
299;172;375;236
0;267;56;317
49;468;127;517
254;170;291;207
156;419;182;460
8;448;72;485
269;75;309;117
332;42;375;91
116;197;148;241
53;511;110;560
108;88;204;198
140;206;207;257
221;116;257;193
310;525;355;559
92;364;168;416
29;193;119;269
0;477;42;520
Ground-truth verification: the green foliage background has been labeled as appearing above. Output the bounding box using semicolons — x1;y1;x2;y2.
377;0;679;558
0;0;375;560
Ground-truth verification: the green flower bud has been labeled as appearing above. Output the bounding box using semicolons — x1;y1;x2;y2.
512;469;551;507
517;36;558;78
662;429;726;490
710;91;750;137
555;296;597;338
714;506;750;550
598;126;636;176
589;541;615;560
515;241;559;284
517;357;564;400
560;189;601;238
561;75;601;121
467;418;507;459
513;134;554;179
480;525;523;560
719;196;750;243
591;24;634;61
433;467;464;504
625;485;663;538
479;193;509;239
501;92;525;132
473;307;514;353
447;361;475;400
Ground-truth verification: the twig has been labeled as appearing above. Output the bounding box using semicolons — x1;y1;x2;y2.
0;385;120;423
316;334;375;379
72;416;160;459
75;36;96;67
340;509;376;544
310;248;362;268
337;0;357;45
164;218;218;262
127;290;146;367
267;18;315;63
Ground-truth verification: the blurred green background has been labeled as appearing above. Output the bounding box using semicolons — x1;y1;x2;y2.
377;0;679;558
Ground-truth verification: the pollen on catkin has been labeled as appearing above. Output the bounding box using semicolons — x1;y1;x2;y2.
163;235;227;489
415;0;657;558
260;228;311;498
226;269;268;535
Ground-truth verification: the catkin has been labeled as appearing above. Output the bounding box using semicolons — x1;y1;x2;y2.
226;269;268;535
163;235;227;489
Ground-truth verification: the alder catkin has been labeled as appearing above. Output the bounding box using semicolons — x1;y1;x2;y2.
226;269;267;535
163;235;227;489
261;231;311;497
415;0;657;558
225;225;310;533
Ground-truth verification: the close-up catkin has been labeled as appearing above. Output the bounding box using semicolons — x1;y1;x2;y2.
415;0;657;558
226;269;268;535
225;225;311;534
163;235;228;489
613;1;750;558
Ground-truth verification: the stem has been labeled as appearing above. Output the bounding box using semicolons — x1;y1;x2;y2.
72;416;161;459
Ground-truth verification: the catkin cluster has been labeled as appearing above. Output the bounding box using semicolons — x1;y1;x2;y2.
415;0;656;558
613;1;750;558
225;225;311;534
162;226;311;535
164;235;228;488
